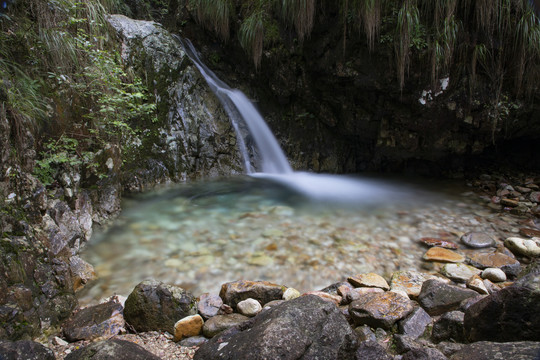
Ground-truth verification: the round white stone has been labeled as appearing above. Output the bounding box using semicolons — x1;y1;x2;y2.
283;287;301;301
481;267;507;282
237;298;262;317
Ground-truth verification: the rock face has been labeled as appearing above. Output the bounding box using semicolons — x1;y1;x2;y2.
63;300;124;341
64;339;161;360
464;262;540;342
0;340;55;360
449;341;540;360
107;15;243;188
123;280;196;334
194;295;358;360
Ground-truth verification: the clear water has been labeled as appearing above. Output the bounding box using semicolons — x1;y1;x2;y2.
78;174;503;305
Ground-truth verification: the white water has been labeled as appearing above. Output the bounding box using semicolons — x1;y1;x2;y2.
181;38;405;202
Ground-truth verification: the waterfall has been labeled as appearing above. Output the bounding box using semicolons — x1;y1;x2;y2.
179;38;292;175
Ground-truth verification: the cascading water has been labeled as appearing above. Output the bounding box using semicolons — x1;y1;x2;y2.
179;38;292;175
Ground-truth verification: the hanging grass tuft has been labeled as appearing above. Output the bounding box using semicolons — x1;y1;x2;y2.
280;0;316;42
239;10;265;69
395;0;419;91
190;0;232;42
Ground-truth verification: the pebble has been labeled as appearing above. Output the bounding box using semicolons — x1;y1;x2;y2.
198;293;223;320
460;232;496;248
236;298;262;317
174;314;204;341
466;275;489;294
481;268;507;282
423;247;465;263
283;287;301;301
347;273;389;290
440;263;481;283
390;270;443;298
504;237;540;257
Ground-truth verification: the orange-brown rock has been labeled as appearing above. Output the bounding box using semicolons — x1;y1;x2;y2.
349;292;413;329
302;291;342;306
174;314;204;341
347;273;389;290
423;247;465;263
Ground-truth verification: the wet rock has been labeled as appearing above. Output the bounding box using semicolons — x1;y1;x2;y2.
303;291;342;306
437;342;464;357
63;300;124;341
0;340;55;360
174;314;204;341
198;293;223;320
194;295;357;360
464;262;540;342
282;287;301;301
418;279;478;316
440;263;481;283
449;341;540;360
402;347;447;360
432;311;465;343
481;268;507;282
123;280;196;333
236;298;262;317
64;339;161;360
423;247;465;263
202;313;250;338
349;291;413;329
219;280;284;309
390;271;444;299
347;273;389;290
466;275;489;294
398;307;432;339
461;232;496;249
179;335;208;347
505;237;540;257
419;237;458;249
468;252;521;277
355;341;393;360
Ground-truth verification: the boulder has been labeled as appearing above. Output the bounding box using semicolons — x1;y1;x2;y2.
398;307;432;339
418;279;477;316
0;340;55;360
431;311;465;343
449;341;540;360
354;341;393;360
123;280;196;333
349;291;413;329
464;262;540;342
219;280;284;309
64;339;160;360
63;300;124;341
194;295;358;360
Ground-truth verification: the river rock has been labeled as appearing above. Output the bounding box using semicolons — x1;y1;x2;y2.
123;280;196;333
481;267;506;282
69;256;96;292
219;280;284;309
303;291;342;306
398;307;432;339
530;191;540;203
355;325;377;342
440;263;481;283
423;247;465;263
349;291;414;329
202;313;250;338
418;279;478;316
0;340;55;360
63;300;124;341
419;237;458;249
504;237;540;257
449;341;540;360
179;335;207;347
64;339;161;360
282;287;301;300
345;287;384;303
402;347;447;360
519;228;540;238
194;295;357;360
461;232;496;248
432;311;465;343
347;273;389;290
198;293;223;319
466;275;489;294
355;341;393;360
174;314;204;341
468;252;521;277
390;270;443;298
236;298;262;317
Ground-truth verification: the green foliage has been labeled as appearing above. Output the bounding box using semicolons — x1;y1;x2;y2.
239;10;265;69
